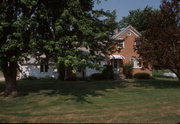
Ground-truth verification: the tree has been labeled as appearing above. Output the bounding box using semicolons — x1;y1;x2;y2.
0;0;117;95
0;0;68;94
136;0;180;83
119;6;158;33
31;0;117;80
0;0;42;95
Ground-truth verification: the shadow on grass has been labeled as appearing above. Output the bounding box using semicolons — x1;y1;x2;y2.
132;78;180;89
0;80;126;103
0;78;179;103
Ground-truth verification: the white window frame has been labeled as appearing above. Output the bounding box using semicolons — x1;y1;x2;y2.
131;58;142;69
118;41;125;49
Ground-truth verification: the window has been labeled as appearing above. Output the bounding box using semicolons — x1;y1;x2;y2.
131;58;142;68
134;41;137;49
40;64;49;72
118;41;124;49
128;31;132;36
134;40;141;50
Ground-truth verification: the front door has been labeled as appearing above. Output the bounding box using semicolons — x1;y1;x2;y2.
112;59;120;74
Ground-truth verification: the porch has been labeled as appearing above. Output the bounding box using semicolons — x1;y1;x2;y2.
110;55;125;80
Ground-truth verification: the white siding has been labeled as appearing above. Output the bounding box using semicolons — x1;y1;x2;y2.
85;60;108;77
19;60;107;79
19;65;58;79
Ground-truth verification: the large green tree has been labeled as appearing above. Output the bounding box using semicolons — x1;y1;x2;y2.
54;1;117;80
119;6;158;33
30;0;117;80
0;0;117;95
136;0;180;83
0;0;41;95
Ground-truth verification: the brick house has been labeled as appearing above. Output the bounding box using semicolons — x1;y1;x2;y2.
109;25;152;79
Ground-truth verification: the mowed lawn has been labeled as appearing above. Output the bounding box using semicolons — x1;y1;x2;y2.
0;78;180;123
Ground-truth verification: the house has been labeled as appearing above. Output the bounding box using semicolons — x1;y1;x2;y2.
109;25;152;79
19;25;152;79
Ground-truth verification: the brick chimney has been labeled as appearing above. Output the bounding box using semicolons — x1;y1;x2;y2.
114;28;119;35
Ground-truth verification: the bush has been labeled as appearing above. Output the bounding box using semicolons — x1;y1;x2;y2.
123;63;133;79
22;76;37;80
90;73;104;80
134;73;151;79
102;65;114;80
65;77;77;81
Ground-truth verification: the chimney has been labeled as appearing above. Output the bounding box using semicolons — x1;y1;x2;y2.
114;28;119;35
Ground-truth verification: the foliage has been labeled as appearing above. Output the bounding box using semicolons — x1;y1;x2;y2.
0;0;118;93
119;6;159;33
90;73;104;80
136;0;180;83
29;0;118;80
153;69;171;78
0;0;41;94
65;77;77;81
133;73;151;79
22;76;37;80
123;63;133;79
102;65;114;80
90;65;114;81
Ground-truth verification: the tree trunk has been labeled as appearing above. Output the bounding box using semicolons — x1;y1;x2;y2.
171;69;180;85
177;69;180;85
58;63;65;81
2;61;18;96
178;76;180;85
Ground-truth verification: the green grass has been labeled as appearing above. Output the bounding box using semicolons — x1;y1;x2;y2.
0;78;180;123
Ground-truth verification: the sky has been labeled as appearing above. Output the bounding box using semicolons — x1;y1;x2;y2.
94;0;161;21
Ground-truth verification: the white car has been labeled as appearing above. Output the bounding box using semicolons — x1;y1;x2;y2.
163;72;177;78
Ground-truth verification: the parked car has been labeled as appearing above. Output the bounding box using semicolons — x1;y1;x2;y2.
163;72;177;78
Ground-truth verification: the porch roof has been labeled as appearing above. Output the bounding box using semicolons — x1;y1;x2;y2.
109;55;125;60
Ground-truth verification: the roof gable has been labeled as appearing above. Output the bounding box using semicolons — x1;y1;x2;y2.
112;25;141;40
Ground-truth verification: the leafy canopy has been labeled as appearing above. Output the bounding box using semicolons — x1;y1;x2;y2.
0;0;117;75
136;0;180;82
119;6;159;33
29;0;118;74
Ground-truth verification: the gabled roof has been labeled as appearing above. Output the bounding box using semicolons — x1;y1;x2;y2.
112;25;141;40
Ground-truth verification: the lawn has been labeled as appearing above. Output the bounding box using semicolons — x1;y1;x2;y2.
153;69;171;78
0;78;180;123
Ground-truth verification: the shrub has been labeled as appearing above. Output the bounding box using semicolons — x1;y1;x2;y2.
90;73;104;80
76;77;91;81
123;63;133;79
22;76;37;80
65;77;77;81
102;65;114;80
134;73;151;79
